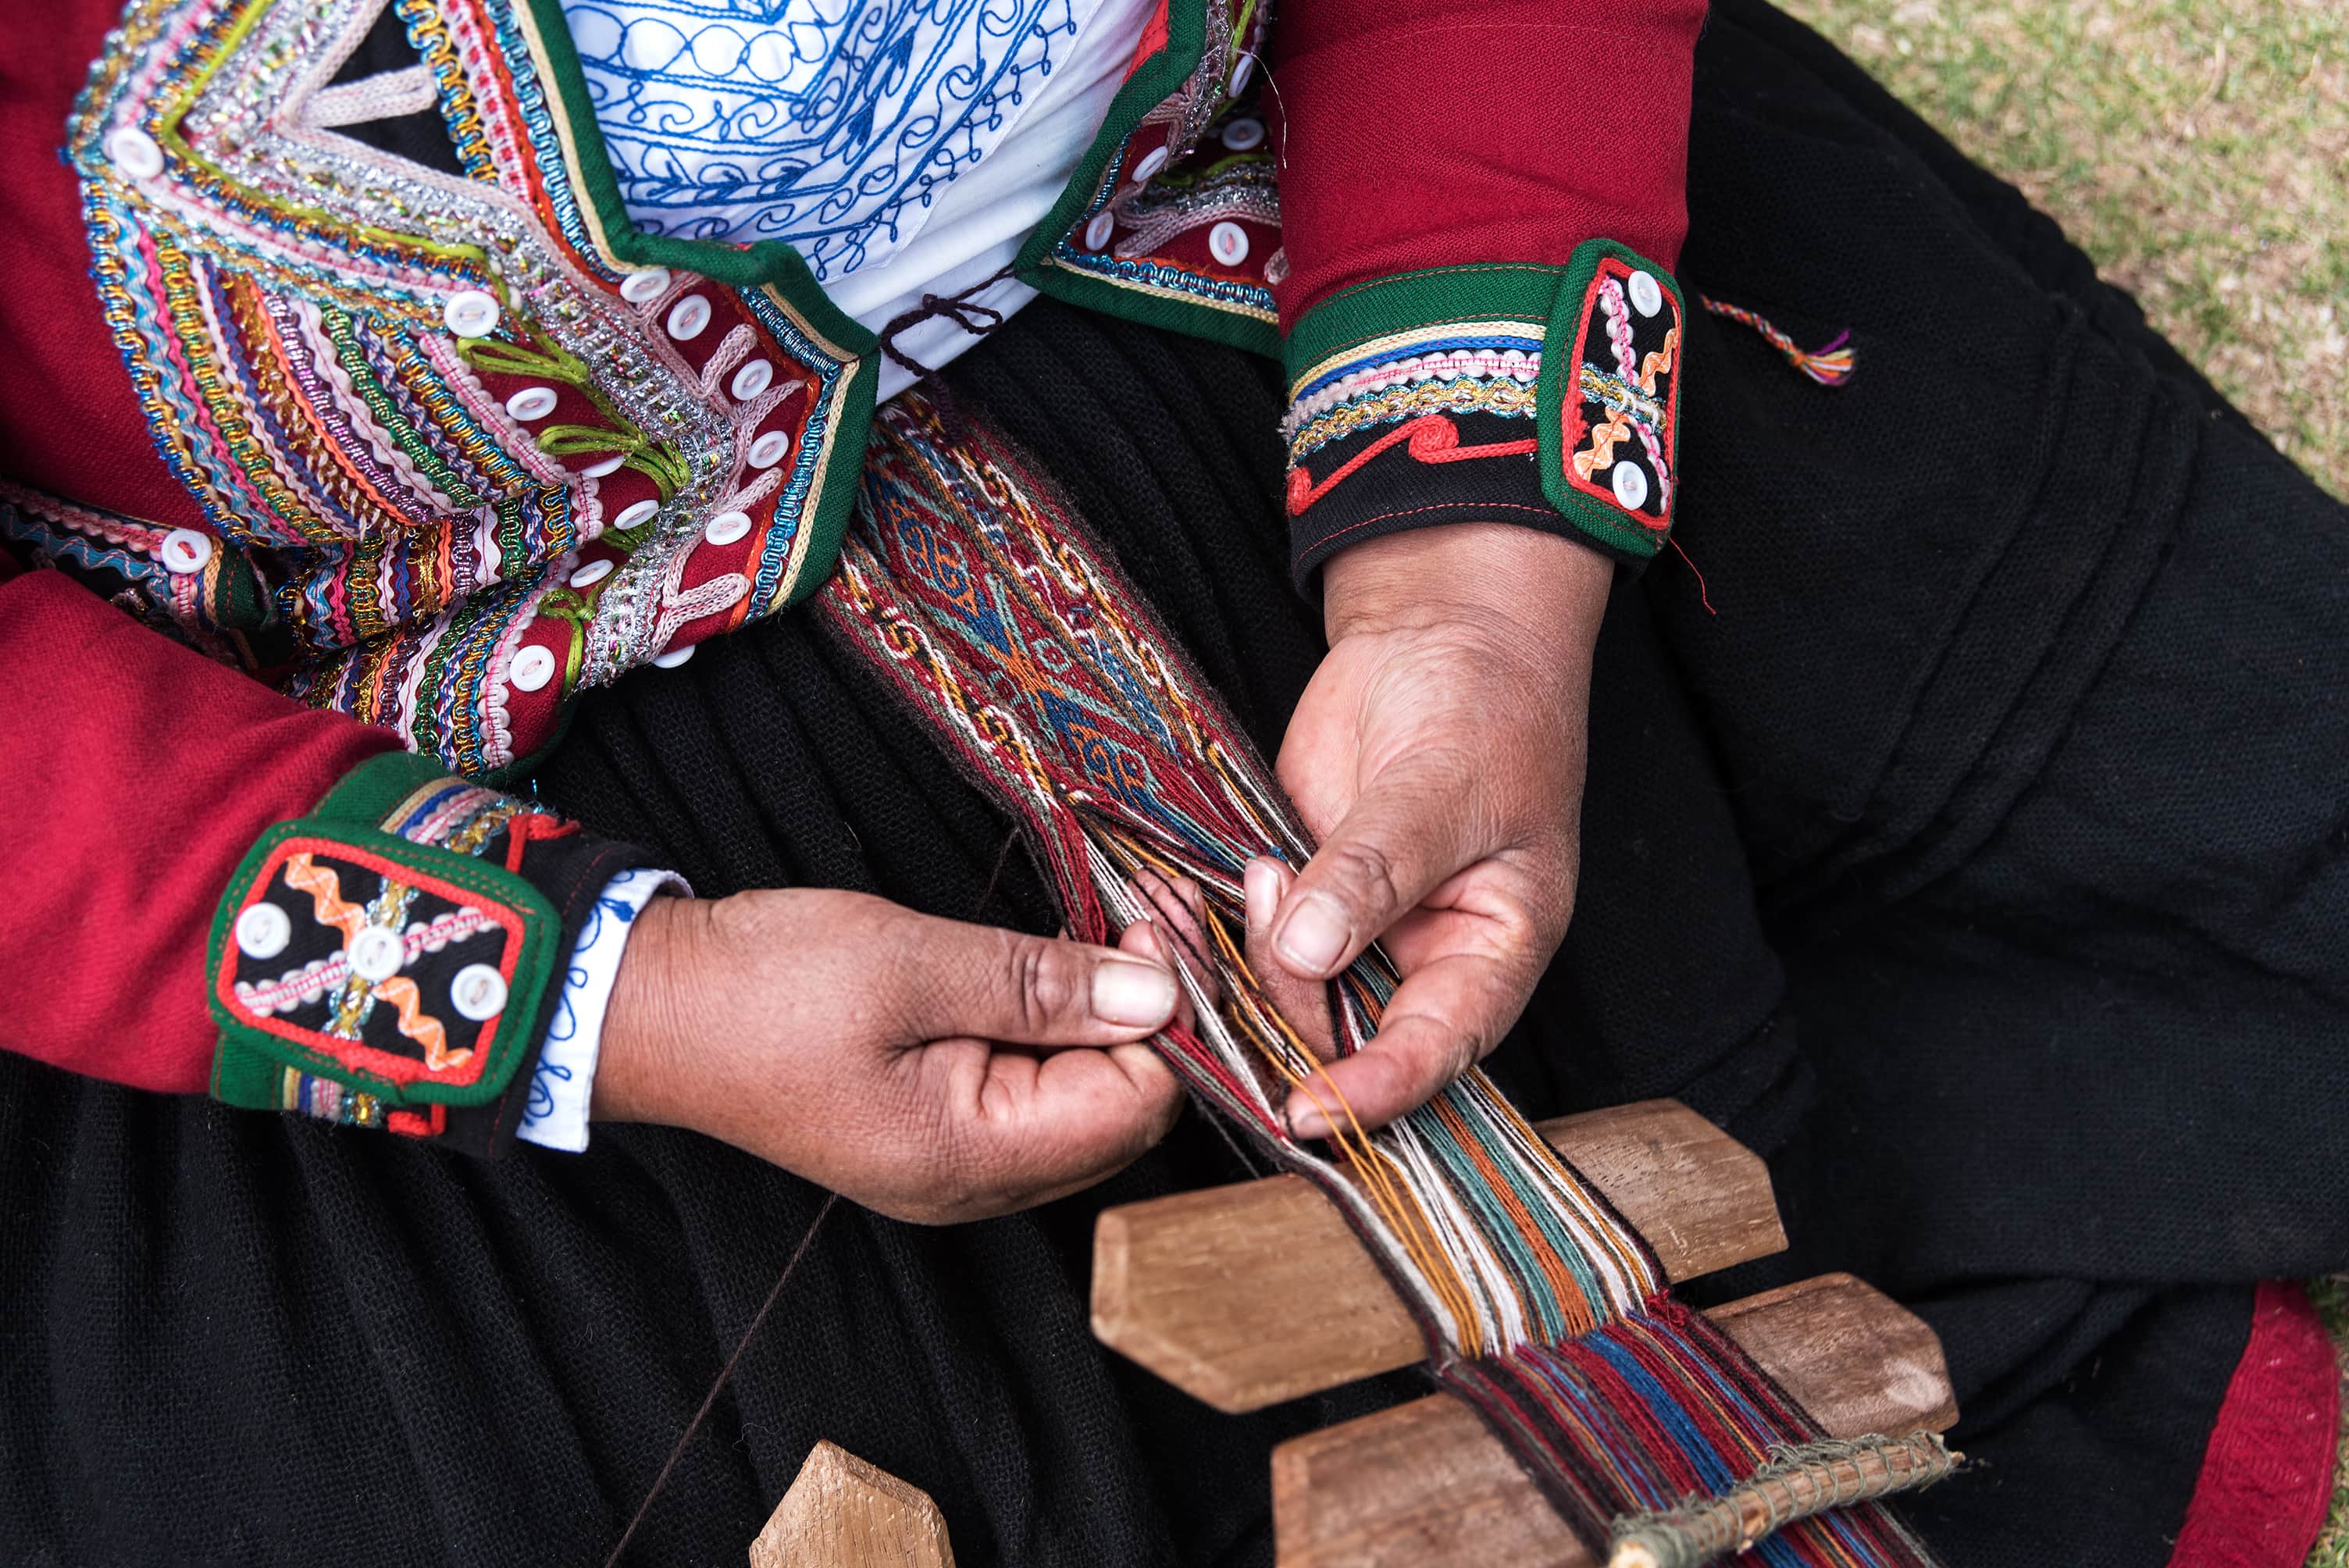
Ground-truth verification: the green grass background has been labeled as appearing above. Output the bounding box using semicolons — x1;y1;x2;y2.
1772;2;2349;1557
1780;0;2347;497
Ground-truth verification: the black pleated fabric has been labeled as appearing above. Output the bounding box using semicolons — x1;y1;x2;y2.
5;5;2345;1566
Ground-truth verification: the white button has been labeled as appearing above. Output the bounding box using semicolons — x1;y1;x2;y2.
1220;116;1266;151
618;266;671;305
729;358;774;401
652;643;696;669
575;453;627;479
1611;461;1650;511
1084;211;1116;251
704;509;753;546
348;925;405;985
159;528;213;574
504;386;558;421
569;557;615;589
747;429;791;469
1228;54;1255;96
444;290;500;337
508;643;557;692
449;963;508;1022
1208;222;1249;267
107;127;165;180
665;293;712;342
235;902;291;961
1132;145;1169;183
611;499;660;533
1628;269;1664;319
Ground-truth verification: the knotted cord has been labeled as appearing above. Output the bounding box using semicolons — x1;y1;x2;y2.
875;264;1023;382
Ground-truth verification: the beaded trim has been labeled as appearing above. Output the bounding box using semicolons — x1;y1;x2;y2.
66;0;862;775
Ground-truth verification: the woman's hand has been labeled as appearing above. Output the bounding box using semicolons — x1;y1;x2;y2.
1266;523;1613;1136
592;889;1188;1223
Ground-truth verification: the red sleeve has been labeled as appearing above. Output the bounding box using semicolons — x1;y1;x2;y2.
0;0;201;529
0;568;393;1093
1267;0;1707;579
1270;0;1706;320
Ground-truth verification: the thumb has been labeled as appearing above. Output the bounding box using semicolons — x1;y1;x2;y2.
1269;763;1477;981
886;911;1180;1046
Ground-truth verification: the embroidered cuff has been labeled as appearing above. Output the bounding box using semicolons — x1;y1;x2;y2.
515;866;687;1154
207;750;657;1157
1280;242;1684;584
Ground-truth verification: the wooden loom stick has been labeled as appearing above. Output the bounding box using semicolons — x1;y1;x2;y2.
1092;1099;1788;1413
1269;1273;1959;1568
748;1275;1957;1567
750;1440;957;1568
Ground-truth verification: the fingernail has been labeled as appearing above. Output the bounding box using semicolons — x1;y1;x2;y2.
1093;957;1178;1028
1275;893;1350;976
1245;859;1281;932
1286;1098;1331;1140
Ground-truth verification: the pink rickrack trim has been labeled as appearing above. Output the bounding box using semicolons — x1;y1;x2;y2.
1597;278;1674;514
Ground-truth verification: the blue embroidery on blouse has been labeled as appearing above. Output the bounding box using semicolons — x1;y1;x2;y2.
562;0;1091;280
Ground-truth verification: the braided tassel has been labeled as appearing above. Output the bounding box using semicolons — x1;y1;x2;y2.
1697;295;1855;386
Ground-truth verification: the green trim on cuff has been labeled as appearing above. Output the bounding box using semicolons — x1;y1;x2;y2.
207;754;564;1114
1283;263;1570;390
1535;239;1686;561
1278;243;1688;569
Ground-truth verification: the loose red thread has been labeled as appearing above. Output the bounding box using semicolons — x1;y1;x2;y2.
1670;536;1716;615
1287;415;1538;515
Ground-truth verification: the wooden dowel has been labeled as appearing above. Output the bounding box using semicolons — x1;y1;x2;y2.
1092;1099;1786;1413
1268;1273;1959;1568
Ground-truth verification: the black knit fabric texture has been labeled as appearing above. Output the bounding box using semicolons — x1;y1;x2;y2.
4;4;2344;1565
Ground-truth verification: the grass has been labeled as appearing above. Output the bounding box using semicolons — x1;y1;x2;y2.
2308;1278;2349;1566
1775;0;2349;496
1770;5;2349;1556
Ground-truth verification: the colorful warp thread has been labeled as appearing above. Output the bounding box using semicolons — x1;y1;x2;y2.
815;394;1949;1565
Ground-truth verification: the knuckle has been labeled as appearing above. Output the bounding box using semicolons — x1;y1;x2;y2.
1325;834;1410;918
1009;934;1084;1035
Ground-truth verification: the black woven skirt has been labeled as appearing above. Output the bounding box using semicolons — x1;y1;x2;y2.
5;3;2346;1564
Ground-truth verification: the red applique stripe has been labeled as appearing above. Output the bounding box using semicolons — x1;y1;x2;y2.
1286;414;1538;515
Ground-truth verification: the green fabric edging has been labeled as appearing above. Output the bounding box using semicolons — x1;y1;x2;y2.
1535;238;1684;561
1015;0;1208;277
1283;263;1568;384
1028;261;1284;358
206;754;563;1110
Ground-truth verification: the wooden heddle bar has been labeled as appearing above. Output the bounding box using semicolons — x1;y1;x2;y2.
1089;1098;1959;1568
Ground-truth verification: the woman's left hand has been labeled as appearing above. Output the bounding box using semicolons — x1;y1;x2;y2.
1264;522;1613;1136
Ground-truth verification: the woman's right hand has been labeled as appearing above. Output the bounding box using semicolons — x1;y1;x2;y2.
591;889;1188;1223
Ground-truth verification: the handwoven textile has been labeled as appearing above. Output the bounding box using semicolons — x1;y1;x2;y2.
815;391;1945;1563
